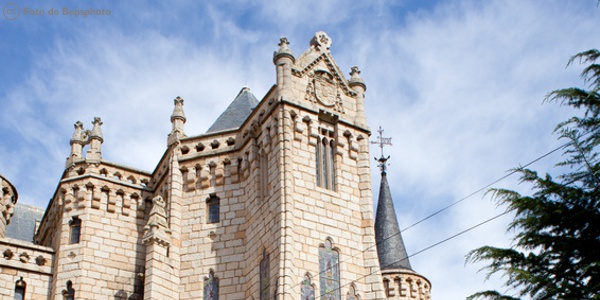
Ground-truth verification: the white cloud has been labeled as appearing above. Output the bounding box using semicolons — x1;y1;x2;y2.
1;0;599;299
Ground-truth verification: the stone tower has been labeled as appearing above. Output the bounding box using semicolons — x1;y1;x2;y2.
0;32;432;300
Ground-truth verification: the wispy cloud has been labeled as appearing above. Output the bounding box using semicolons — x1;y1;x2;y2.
0;0;598;298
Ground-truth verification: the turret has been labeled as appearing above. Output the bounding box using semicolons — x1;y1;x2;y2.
168;96;187;146
0;174;18;238
273;37;295;98
85;117;103;163
373;127;431;299
66;121;85;167
349;66;367;127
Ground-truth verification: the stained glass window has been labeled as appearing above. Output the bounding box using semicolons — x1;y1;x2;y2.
260;250;270;300
300;274;315;300
347;284;358;300
204;270;219;300
319;239;340;300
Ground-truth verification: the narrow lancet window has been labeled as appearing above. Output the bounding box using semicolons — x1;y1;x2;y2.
300;274;315;300
260;250;270;300
204;270;219;300
316;137;336;190
69;217;81;244
207;195;220;223
63;281;75;300
14;278;26;300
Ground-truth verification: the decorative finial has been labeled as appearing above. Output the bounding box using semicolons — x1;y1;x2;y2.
70;121;85;144
310;31;332;51
370;126;392;173
171;96;186;122
349;66;366;89
273;36;295;63
278;37;290;49
89;117;104;142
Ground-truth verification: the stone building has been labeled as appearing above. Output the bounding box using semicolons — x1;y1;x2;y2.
0;32;430;299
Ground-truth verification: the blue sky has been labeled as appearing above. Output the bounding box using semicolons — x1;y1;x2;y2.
1;0;599;298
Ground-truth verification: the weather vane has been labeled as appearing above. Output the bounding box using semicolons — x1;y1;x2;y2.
370;126;392;173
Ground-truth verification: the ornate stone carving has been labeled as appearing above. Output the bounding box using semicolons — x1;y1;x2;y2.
305;70;345;114
311;31;332;51
3;248;13;260
19;252;30;263
142;196;172;246
89;117;104;142
35;255;47;266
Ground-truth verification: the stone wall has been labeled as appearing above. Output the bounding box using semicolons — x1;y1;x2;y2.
0;238;53;299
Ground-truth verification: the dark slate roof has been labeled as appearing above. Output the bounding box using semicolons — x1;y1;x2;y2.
374;171;413;271
6;203;45;242
207;87;259;133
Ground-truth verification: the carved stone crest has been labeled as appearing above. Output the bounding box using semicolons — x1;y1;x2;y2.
305;70;345;113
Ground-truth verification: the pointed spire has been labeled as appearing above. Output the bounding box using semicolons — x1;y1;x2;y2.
206;87;258;133
168;96;187;146
372;127;412;271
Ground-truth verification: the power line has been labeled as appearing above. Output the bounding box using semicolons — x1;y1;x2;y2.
401;140;568;232
312;210;511;299
281;141;568;295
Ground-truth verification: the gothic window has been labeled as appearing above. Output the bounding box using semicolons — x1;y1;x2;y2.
347;284;359;300
204;270;219;300
260;250;270;300
14;278;25;300
206;194;220;223
63;281;75;300
69;217;81;244
319;239;340;300
316;137;335;190
300;274;315;300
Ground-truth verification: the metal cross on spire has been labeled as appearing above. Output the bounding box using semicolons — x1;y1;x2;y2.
370;126;392;173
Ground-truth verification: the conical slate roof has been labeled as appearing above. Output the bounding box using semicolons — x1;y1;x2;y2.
207;87;258;133
375;170;412;271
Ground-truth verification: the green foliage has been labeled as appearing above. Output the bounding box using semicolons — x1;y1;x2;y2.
466;49;600;300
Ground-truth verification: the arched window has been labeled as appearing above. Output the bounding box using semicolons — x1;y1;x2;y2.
347;284;359;300
206;194;220;223
63;281;75;300
319;239;340;300
69;217;81;244
14;278;26;300
300;273;315;300
260;250;269;300
204;270;219;300
316;137;335;190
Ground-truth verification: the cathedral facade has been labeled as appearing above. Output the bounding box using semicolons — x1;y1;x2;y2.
0;32;430;300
